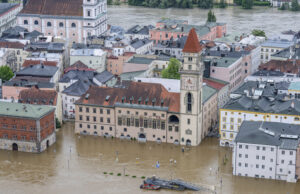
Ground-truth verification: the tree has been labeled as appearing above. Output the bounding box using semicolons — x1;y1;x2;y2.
291;0;300;11
0;66;14;82
198;0;213;9
252;29;266;37
234;0;242;5
219;0;227;8
207;10;216;22
56;118;61;128
242;0;253;9
161;58;180;79
107;0;113;5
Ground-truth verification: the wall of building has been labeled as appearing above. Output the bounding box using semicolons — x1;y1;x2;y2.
70;53;106;73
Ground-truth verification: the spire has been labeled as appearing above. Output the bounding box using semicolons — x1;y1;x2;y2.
182;28;202;53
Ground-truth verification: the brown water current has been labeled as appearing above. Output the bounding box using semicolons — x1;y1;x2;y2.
0;122;299;193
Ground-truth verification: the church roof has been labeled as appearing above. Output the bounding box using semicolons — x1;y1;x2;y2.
182;28;202;53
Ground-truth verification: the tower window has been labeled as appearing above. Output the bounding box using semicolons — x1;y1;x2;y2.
187;93;192;112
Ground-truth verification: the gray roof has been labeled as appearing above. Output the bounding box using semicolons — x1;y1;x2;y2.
261;39;294;48
4;80;54;88
271;46;300;60
125;25;154;35
204;50;249;58
235;121;300;149
72;43;103;49
62;79;94;96
155;36;187;49
205;57;240;68
127;57;154;65
59;70;96;83
1;26;42;40
26;42;64;52
129;38;152;49
0;3;18;15
16;64;58;77
252;70;284;77
94;71;114;83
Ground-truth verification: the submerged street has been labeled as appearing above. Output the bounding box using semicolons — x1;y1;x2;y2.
0;123;299;193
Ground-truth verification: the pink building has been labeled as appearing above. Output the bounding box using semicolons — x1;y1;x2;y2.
106;52;135;75
150;19;226;44
17;0;108;43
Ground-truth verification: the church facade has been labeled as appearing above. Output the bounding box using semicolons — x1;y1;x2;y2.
17;0;108;43
74;29;213;146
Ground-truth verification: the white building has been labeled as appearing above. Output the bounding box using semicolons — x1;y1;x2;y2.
260;39;294;63
0;3;22;36
125;39;153;55
233;121;300;183
70;48;106;72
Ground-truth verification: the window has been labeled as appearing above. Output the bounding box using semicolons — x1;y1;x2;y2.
262;147;266;151
87;125;90;129
101;126;104;130
282;150;285;155
281;160;284;164
290;151;293;155
175;126;179;132
93;108;96;113
107;109;110;114
222;117;226;122
107;118;110;123
168;126;172;131
47;22;52;27
161;121;165;129
59;22;64;27
187;119;190;124
270;158;273;162
245;163;248;167
245;154;248;158
24;20;28;25
34;20;38;25
262;156;265;160
135;119;139;127
100;109;103;114
238;163;241;167
144;120;148;128
87;10;91;17
86;116;90;121
239;154;242;158
256;155;259;159
71;23;76;28
93;117;96;122
271;147;274;151
245;145;248;149
109;127;112;131
124;128;127;132
187;93;192;112
79;107;82;112
239;145;242;149
269;167;272;171
188;65;192;70
256;146;260;150
126;118;130;126
94;125;97;129
79;115;82;120
262;165;265;169
79;124;82;128
188;57;192;61
100;117;103;122
256;164;259;168
86;107;89;113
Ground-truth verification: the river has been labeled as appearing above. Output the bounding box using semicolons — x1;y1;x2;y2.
108;5;300;38
0;122;299;193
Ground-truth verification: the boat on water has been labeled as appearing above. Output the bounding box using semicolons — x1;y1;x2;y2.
140;176;201;191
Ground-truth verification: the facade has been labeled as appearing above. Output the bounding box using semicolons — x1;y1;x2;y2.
70;48;106;73
74;29;211;146
0;101;56;153
260;39;294;63
233;121;300;183
125;38;153;54
125;25;154;41
17;0;108;43
153;36;187;60
219;80;300;147
150;19;226;44
0;3;22;36
106;52;134;75
259;60;300;75
246;70;300;83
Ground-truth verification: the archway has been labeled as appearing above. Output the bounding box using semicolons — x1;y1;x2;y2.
12;143;18;151
168;115;179;123
139;133;146;139
225;142;229;147
186;139;191;146
46;140;49;148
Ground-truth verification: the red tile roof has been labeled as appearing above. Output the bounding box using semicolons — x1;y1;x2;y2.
22;60;58;68
203;78;228;91
259;60;300;74
20;0;83;17
0;41;25;49
182;28;202;53
64;60;95;73
19;87;57;106
76;81;180;113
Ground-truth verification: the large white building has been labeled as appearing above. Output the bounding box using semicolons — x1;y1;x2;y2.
233;121;300;183
219;81;300;147
17;0;108;43
0;3;22;36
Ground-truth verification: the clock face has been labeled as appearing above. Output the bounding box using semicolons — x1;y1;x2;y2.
182;77;196;90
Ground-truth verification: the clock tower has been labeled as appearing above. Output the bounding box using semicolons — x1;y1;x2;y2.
179;28;203;146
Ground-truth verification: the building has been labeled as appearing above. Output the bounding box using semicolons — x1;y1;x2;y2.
17;0;108;43
232;121;300;183
288;82;300;99
18;87;62;123
125;38;153;54
106;52;135;75
150;19;226;44
125;25;154;41
153;36;187;59
271;43;300;61
0;3;22;36
261;39;294;63
203;78;229;109
1;26;42;44
70;47;106;73
0;101;56;153
74;28;213;146
259;60;300;75
245;70;300;83
0;41;28;72
219;80;300;147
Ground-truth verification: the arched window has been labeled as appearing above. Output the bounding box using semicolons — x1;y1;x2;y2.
59;22;64;27
187;93;192;112
24;20;28;25
47;22;52;27
71;23;76;28
34;20;38;25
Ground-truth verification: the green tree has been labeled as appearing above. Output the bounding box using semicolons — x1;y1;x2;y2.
242;0;253;9
251;29;266;37
0;66;14;82
207;10;216;22
198;0;213;9
161;58;180;79
279;2;289;10
56;118;61;128
234;0;242;5
107;0;113;5
219;0;227;8
291;0;300;11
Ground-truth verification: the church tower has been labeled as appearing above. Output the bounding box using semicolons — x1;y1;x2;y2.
179;28;203;146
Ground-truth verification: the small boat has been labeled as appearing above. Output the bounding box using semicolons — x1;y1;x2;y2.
140;183;161;190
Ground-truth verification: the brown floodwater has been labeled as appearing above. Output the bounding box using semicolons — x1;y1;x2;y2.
0;122;299;194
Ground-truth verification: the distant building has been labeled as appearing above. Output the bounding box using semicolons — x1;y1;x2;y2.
260;39;294;63
233;121;300;183
150;19;226;44
125;25;154;40
106;52;135;75
0;3;22;36
271;43;300;61
245;70;300;83
125;38;153;54
17;0;108;43
0;101;56;153
259;60;300;75
1;26;42;44
153;36;187;59
70;47;106;72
